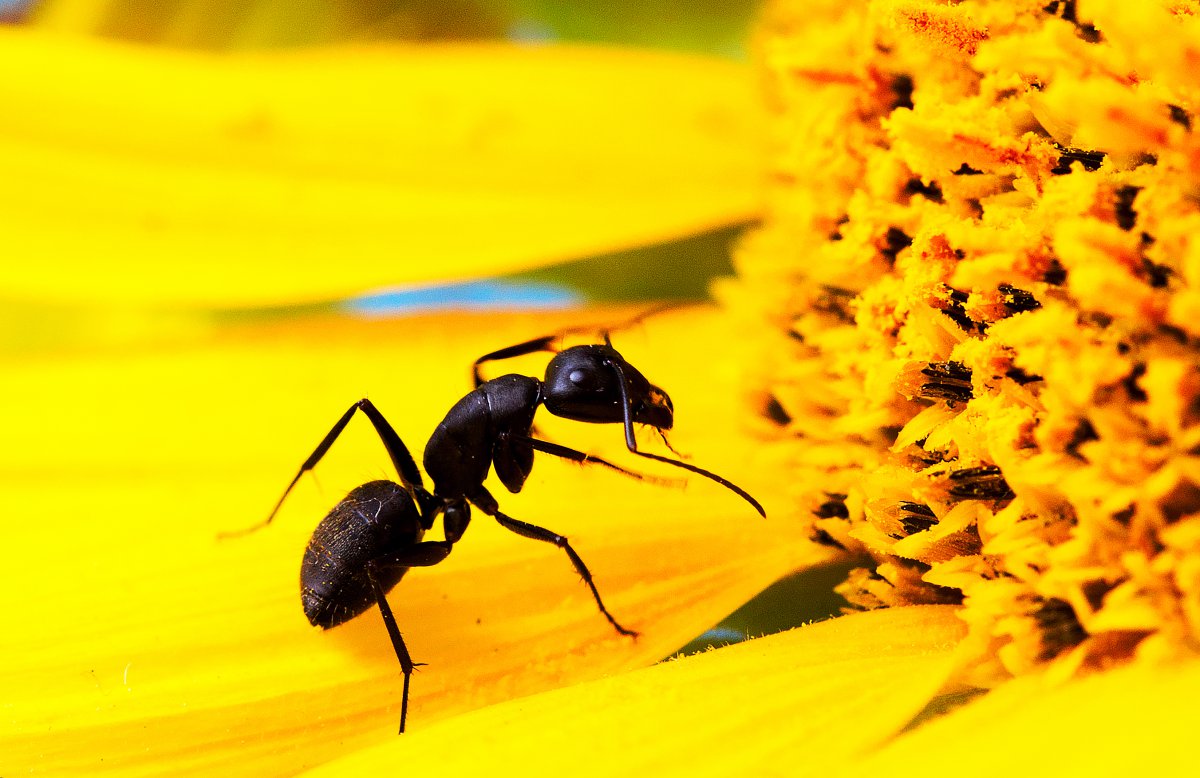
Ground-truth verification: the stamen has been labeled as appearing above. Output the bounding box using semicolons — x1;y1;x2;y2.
919;361;974;403
1050;144;1106;174
897;502;937;535
998;284;1041;314
1033;598;1088;660
946;466;1014;501
814;493;850;519
1113;186;1140;231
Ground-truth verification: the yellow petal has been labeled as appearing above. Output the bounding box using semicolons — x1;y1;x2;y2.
0;306;825;775
2;30;764;307
852;657;1200;775
296;606;966;777
1;306;771;476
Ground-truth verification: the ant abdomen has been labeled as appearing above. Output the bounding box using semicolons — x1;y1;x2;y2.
301;481;424;629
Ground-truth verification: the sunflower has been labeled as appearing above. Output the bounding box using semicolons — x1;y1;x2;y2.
4;0;1199;776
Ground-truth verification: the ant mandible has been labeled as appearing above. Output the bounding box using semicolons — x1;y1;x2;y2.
227;316;765;734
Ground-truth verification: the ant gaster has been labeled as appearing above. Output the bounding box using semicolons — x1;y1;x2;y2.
226;323;765;734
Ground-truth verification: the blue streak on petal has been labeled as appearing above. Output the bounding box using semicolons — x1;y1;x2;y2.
507;18;559;44
344;279;584;318
697;627;748;644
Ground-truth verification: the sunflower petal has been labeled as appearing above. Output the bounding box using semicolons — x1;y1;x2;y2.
295;606;966;777
0;306;822;775
852;657;1200;775
1;30;764;306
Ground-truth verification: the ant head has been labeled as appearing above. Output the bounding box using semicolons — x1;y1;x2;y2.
542;345;674;430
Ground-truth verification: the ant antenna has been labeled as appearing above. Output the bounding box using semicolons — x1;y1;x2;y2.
608;360;766;517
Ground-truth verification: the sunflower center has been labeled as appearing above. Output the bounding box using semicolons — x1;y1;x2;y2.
733;0;1200;685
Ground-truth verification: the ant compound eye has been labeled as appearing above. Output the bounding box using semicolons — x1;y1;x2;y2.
569;369;587;385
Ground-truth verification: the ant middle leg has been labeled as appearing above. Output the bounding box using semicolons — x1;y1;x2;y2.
364;541;455;734
469;489;637;638
366;561;418;734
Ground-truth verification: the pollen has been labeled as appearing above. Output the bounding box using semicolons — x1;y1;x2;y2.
729;0;1200;685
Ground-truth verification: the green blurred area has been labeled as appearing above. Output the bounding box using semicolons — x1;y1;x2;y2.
513;224;748;303
29;0;759;58
668;560;859;658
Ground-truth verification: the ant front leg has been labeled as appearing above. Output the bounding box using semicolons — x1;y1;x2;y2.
507;434;683;488
468;488;638;638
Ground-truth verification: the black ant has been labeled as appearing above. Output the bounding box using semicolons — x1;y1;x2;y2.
225;318;764;733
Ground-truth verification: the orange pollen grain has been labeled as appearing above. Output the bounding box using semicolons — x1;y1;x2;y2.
897;10;989;56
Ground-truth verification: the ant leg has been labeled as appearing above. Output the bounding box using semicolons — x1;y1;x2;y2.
472;304;684;387
483;504;638;638
372;540;454;571
354;399;428;496
366;561;418;734
472;334;560;388
599;302;683;348
363;541;454;734
655;428;689;459
516;435;684;487
222;399;427;538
